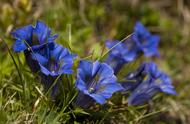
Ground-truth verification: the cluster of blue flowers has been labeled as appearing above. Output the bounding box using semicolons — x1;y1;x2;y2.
11;20;176;108
105;22;160;74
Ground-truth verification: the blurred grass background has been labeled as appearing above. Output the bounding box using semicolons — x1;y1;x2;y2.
0;0;190;123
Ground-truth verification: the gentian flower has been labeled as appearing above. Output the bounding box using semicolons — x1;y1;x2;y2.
11;21;76;97
31;43;76;96
105;40;137;74
121;62;162;91
105;22;160;74
75;60;123;108
11;20;58;52
32;43;76;76
11;20;58;73
121;62;147;91
132;22;160;57
125;62;176;106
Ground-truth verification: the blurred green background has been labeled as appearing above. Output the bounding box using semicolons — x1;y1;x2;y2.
0;0;190;123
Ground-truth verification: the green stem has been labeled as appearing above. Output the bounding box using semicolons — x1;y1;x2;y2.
0;38;26;102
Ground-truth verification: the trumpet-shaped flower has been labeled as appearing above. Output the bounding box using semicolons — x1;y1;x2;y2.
122;62;160;91
31;43;76;97
105;22;160;74
11;21;58;73
105;40;137;74
32;43;76;76
11;20;76;97
11;20;58;52
132;22;160;57
121;62;147;91
75;60;123;108
126;62;176;106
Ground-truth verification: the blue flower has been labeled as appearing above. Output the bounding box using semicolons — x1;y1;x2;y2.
11;20;58;52
11;20;58;73
105;22;160;74
126;62;176;106
122;62;160;91
106;40;137;62
32;43;76;76
75;60;123;108
105;40;137;74
121;62;147;91
132;22;160;57
31;43;76;97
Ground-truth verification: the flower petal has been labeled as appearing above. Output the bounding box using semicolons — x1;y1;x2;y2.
13;39;27;52
76;77;87;91
11;25;33;42
92;61;101;76
78;60;93;79
89;94;106;104
32;53;48;65
33;20;50;44
97;83;124;99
